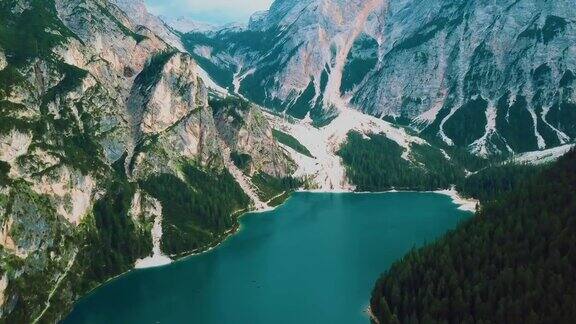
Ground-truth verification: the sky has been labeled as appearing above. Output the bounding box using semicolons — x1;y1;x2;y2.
145;0;273;25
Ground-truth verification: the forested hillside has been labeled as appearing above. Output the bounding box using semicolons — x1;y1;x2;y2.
457;164;546;203
337;131;552;201
0;0;295;322
337;132;466;191
370;150;576;323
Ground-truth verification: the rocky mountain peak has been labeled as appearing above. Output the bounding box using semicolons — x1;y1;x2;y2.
183;0;576;156
129;51;206;136
162;16;217;33
110;0;186;51
0;1;295;322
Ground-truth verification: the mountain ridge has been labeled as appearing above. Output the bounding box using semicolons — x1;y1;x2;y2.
0;0;294;322
0;0;575;322
183;0;576;156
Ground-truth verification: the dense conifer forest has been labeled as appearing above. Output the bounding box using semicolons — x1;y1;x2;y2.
272;129;314;158
457;163;545;203
337;132;464;191
370;150;576;324
251;172;302;204
337;131;549;203
141;163;250;256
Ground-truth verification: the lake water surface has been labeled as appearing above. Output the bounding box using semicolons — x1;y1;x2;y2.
63;192;471;324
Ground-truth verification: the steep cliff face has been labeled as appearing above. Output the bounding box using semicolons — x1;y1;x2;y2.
110;0;185;51
0;0;294;322
126;51;225;177
110;0;232;95
353;0;576;156
212;97;295;178
182;0;386;121
128;52;206;136
0;1;152;321
184;0;576;156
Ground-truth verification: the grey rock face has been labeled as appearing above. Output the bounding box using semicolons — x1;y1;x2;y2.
183;0;385;117
128;52;205;137
0;0;295;322
188;0;576;155
110;0;186;51
354;0;576;155
213;98;296;177
0;50;6;71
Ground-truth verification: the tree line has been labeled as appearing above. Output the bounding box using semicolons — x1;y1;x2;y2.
371;149;576;324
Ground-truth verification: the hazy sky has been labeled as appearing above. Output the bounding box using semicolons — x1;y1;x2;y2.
145;0;273;25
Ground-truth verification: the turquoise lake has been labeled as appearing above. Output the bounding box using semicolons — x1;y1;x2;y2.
63;192;471;324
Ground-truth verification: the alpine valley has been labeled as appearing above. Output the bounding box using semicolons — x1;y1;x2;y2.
0;0;574;323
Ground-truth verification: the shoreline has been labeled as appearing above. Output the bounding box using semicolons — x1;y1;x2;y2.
365;305;380;324
297;187;479;213
66;188;477;320
75;207;257;304
129;188;476;271
172;188;477;265
433;187;478;213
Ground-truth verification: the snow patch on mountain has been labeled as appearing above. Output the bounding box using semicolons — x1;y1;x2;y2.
233;67;255;95
134;198;172;269
510;144;575;165
438;108;457;146
541;105;570;144
266;106;424;191
528;105;547;150
471;102;498;157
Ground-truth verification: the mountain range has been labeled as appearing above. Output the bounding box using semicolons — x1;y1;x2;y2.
0;0;574;322
0;0;293;322
183;0;576;156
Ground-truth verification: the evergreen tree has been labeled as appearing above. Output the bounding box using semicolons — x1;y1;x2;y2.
371;150;576;323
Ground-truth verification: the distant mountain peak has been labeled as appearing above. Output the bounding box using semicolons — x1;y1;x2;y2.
161;16;218;33
247;10;269;30
110;0;185;50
